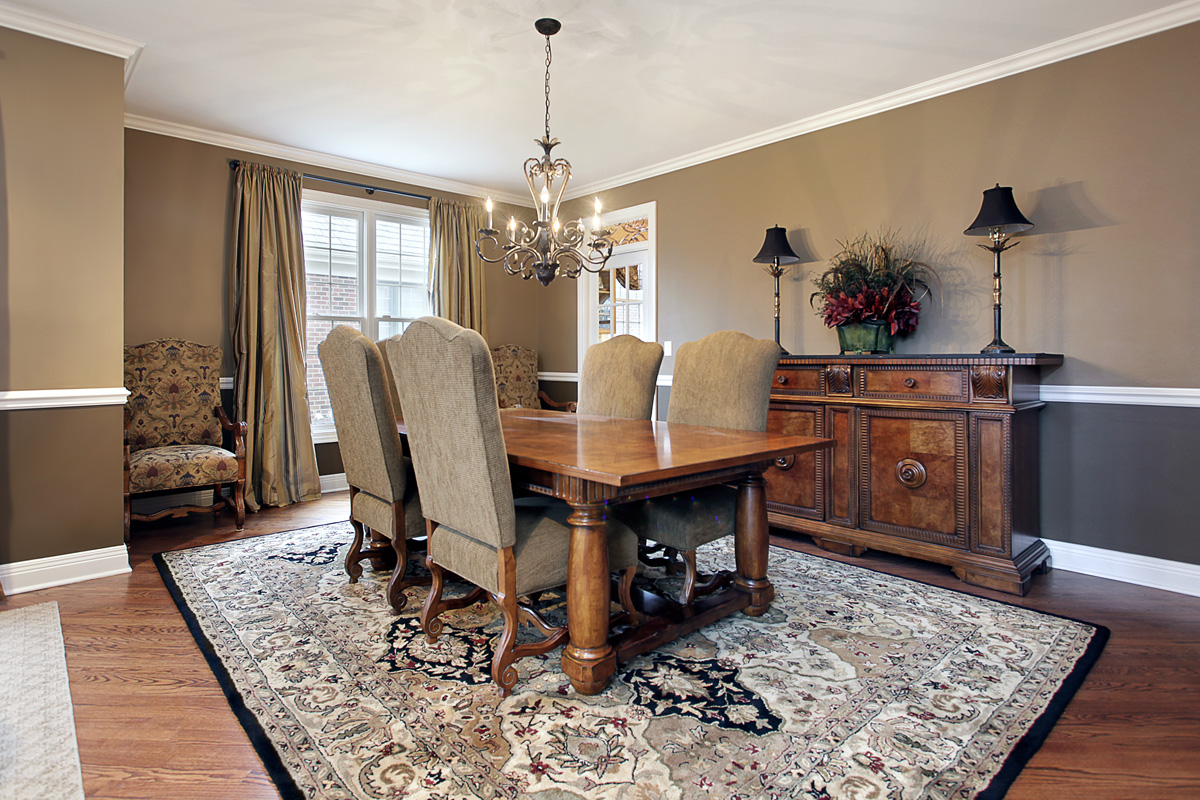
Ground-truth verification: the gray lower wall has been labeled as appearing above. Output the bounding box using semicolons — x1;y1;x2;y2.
1040;402;1200;566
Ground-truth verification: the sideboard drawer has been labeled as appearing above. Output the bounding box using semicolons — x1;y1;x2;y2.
771;366;823;397
857;366;969;402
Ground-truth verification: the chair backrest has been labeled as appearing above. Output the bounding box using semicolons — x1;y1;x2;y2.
390;318;516;549
576;335;664;419
667;330;782;432
124;338;223;453
317;326;407;503
490;343;540;409
376;336;403;418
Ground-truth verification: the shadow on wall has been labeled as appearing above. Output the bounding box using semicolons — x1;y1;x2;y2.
1024;181;1118;355
0;98;10;568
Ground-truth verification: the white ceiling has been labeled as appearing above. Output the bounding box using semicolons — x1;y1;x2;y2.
4;0;1198;202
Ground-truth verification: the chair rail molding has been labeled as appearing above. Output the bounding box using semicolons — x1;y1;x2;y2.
0;387;129;411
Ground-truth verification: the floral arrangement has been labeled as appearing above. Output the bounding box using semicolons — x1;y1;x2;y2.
810;231;936;336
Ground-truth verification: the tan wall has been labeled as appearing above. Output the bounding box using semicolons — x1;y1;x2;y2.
1;29;126;390
124;130;543;367
0;28;126;562
541;23;1200;388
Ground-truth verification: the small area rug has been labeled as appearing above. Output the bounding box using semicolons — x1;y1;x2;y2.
156;522;1106;800
0;601;86;800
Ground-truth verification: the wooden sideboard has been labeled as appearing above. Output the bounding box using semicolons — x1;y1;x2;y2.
764;353;1063;595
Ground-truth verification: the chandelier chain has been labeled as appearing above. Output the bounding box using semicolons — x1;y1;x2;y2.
544;34;552;140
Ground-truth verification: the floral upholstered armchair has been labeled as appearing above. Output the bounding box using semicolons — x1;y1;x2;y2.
489;343;575;412
123;338;246;543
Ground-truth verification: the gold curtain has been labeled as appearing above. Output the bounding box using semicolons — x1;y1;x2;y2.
429;196;488;336
228;161;321;511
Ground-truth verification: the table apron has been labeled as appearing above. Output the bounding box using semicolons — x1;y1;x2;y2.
512;460;774;506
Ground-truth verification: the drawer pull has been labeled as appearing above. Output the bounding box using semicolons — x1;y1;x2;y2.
903;377;917;388
777;375;788;386
895;458;927;489
774;455;795;471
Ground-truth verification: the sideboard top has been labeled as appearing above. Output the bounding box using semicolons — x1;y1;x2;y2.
778;353;1064;367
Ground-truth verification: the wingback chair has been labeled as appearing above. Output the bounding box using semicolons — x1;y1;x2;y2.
576;335;664;419
318;326;427;613
123;338;246;544
489;343;575;412
616;330;781;605
390;317;639;696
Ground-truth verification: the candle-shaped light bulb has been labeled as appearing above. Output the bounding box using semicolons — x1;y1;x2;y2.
552;217;560;234
485;196;494;229
508;216;516;235
592;197;602;231
540;185;550;206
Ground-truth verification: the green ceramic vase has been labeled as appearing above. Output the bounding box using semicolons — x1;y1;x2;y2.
836;321;894;354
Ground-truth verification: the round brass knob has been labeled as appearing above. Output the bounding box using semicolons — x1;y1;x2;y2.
895;458;927;489
774;455;795;471
904;377;917;388
777;374;788;385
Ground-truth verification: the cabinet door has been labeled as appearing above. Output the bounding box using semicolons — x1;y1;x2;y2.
765;402;823;520
859;408;968;549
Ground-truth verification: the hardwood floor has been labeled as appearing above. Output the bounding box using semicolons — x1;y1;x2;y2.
3;493;1198;799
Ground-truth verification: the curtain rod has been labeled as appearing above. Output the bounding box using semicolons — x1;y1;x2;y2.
227;159;431;201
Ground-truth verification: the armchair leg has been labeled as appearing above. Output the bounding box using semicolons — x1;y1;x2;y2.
345;519;367;583
233;480;245;531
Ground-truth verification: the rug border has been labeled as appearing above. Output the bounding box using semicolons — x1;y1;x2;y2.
154;547;306;800
157;523;1112;800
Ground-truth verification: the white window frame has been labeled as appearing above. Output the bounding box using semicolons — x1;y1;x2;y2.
303;189;430;443
576;201;658;370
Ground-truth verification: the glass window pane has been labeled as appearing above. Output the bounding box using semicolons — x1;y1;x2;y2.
306;318;361;429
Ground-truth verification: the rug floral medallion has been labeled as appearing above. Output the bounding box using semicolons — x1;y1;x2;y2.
157;523;1106;800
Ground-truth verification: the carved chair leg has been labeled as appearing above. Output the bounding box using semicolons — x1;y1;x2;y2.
420;553;448;643
617;565;640;625
491;589;521;697
679;549;699;606
233;479;246;531
345;519;367;583
385;533;409;613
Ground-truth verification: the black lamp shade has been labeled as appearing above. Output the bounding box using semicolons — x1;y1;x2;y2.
753;226;800;264
965;184;1033;236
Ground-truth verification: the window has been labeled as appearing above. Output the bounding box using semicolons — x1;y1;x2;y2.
302;189;430;441
578;202;657;363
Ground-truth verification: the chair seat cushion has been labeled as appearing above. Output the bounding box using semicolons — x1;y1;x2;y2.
352;486;425;540
615;483;737;552
128;444;240;493
432;498;639;597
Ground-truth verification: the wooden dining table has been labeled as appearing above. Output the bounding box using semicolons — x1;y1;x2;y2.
401;407;832;695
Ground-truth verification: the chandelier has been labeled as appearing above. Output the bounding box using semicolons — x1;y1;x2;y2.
475;18;613;286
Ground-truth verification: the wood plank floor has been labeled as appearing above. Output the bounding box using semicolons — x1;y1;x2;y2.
3;493;1197;799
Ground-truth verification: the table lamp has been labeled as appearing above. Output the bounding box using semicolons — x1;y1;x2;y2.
965;185;1033;353
753;225;800;353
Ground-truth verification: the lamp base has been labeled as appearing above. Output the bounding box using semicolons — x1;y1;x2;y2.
981;339;1016;354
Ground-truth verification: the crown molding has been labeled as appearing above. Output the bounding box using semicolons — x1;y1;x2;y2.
124;114;528;207
566;0;1200;199
0;1;144;86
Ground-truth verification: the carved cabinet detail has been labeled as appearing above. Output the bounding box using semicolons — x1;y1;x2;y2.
764;353;1062;595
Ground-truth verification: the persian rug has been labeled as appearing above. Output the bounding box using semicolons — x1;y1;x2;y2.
156;523;1107;800
0;602;86;800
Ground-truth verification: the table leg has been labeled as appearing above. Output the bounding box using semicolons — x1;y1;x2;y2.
561;501;616;695
734;470;774;616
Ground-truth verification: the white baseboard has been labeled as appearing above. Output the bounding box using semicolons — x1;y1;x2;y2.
1043;538;1200;598
0;545;131;596
320;473;349;493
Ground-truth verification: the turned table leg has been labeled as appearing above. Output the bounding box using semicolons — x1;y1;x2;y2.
561;501;616;695
734;470;774;616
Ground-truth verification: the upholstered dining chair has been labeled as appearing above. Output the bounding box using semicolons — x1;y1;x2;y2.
123;338;246;544
318;326;427;613
615;330;781;606
576;335;664;419
489;343;575;411
390;317;640;696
